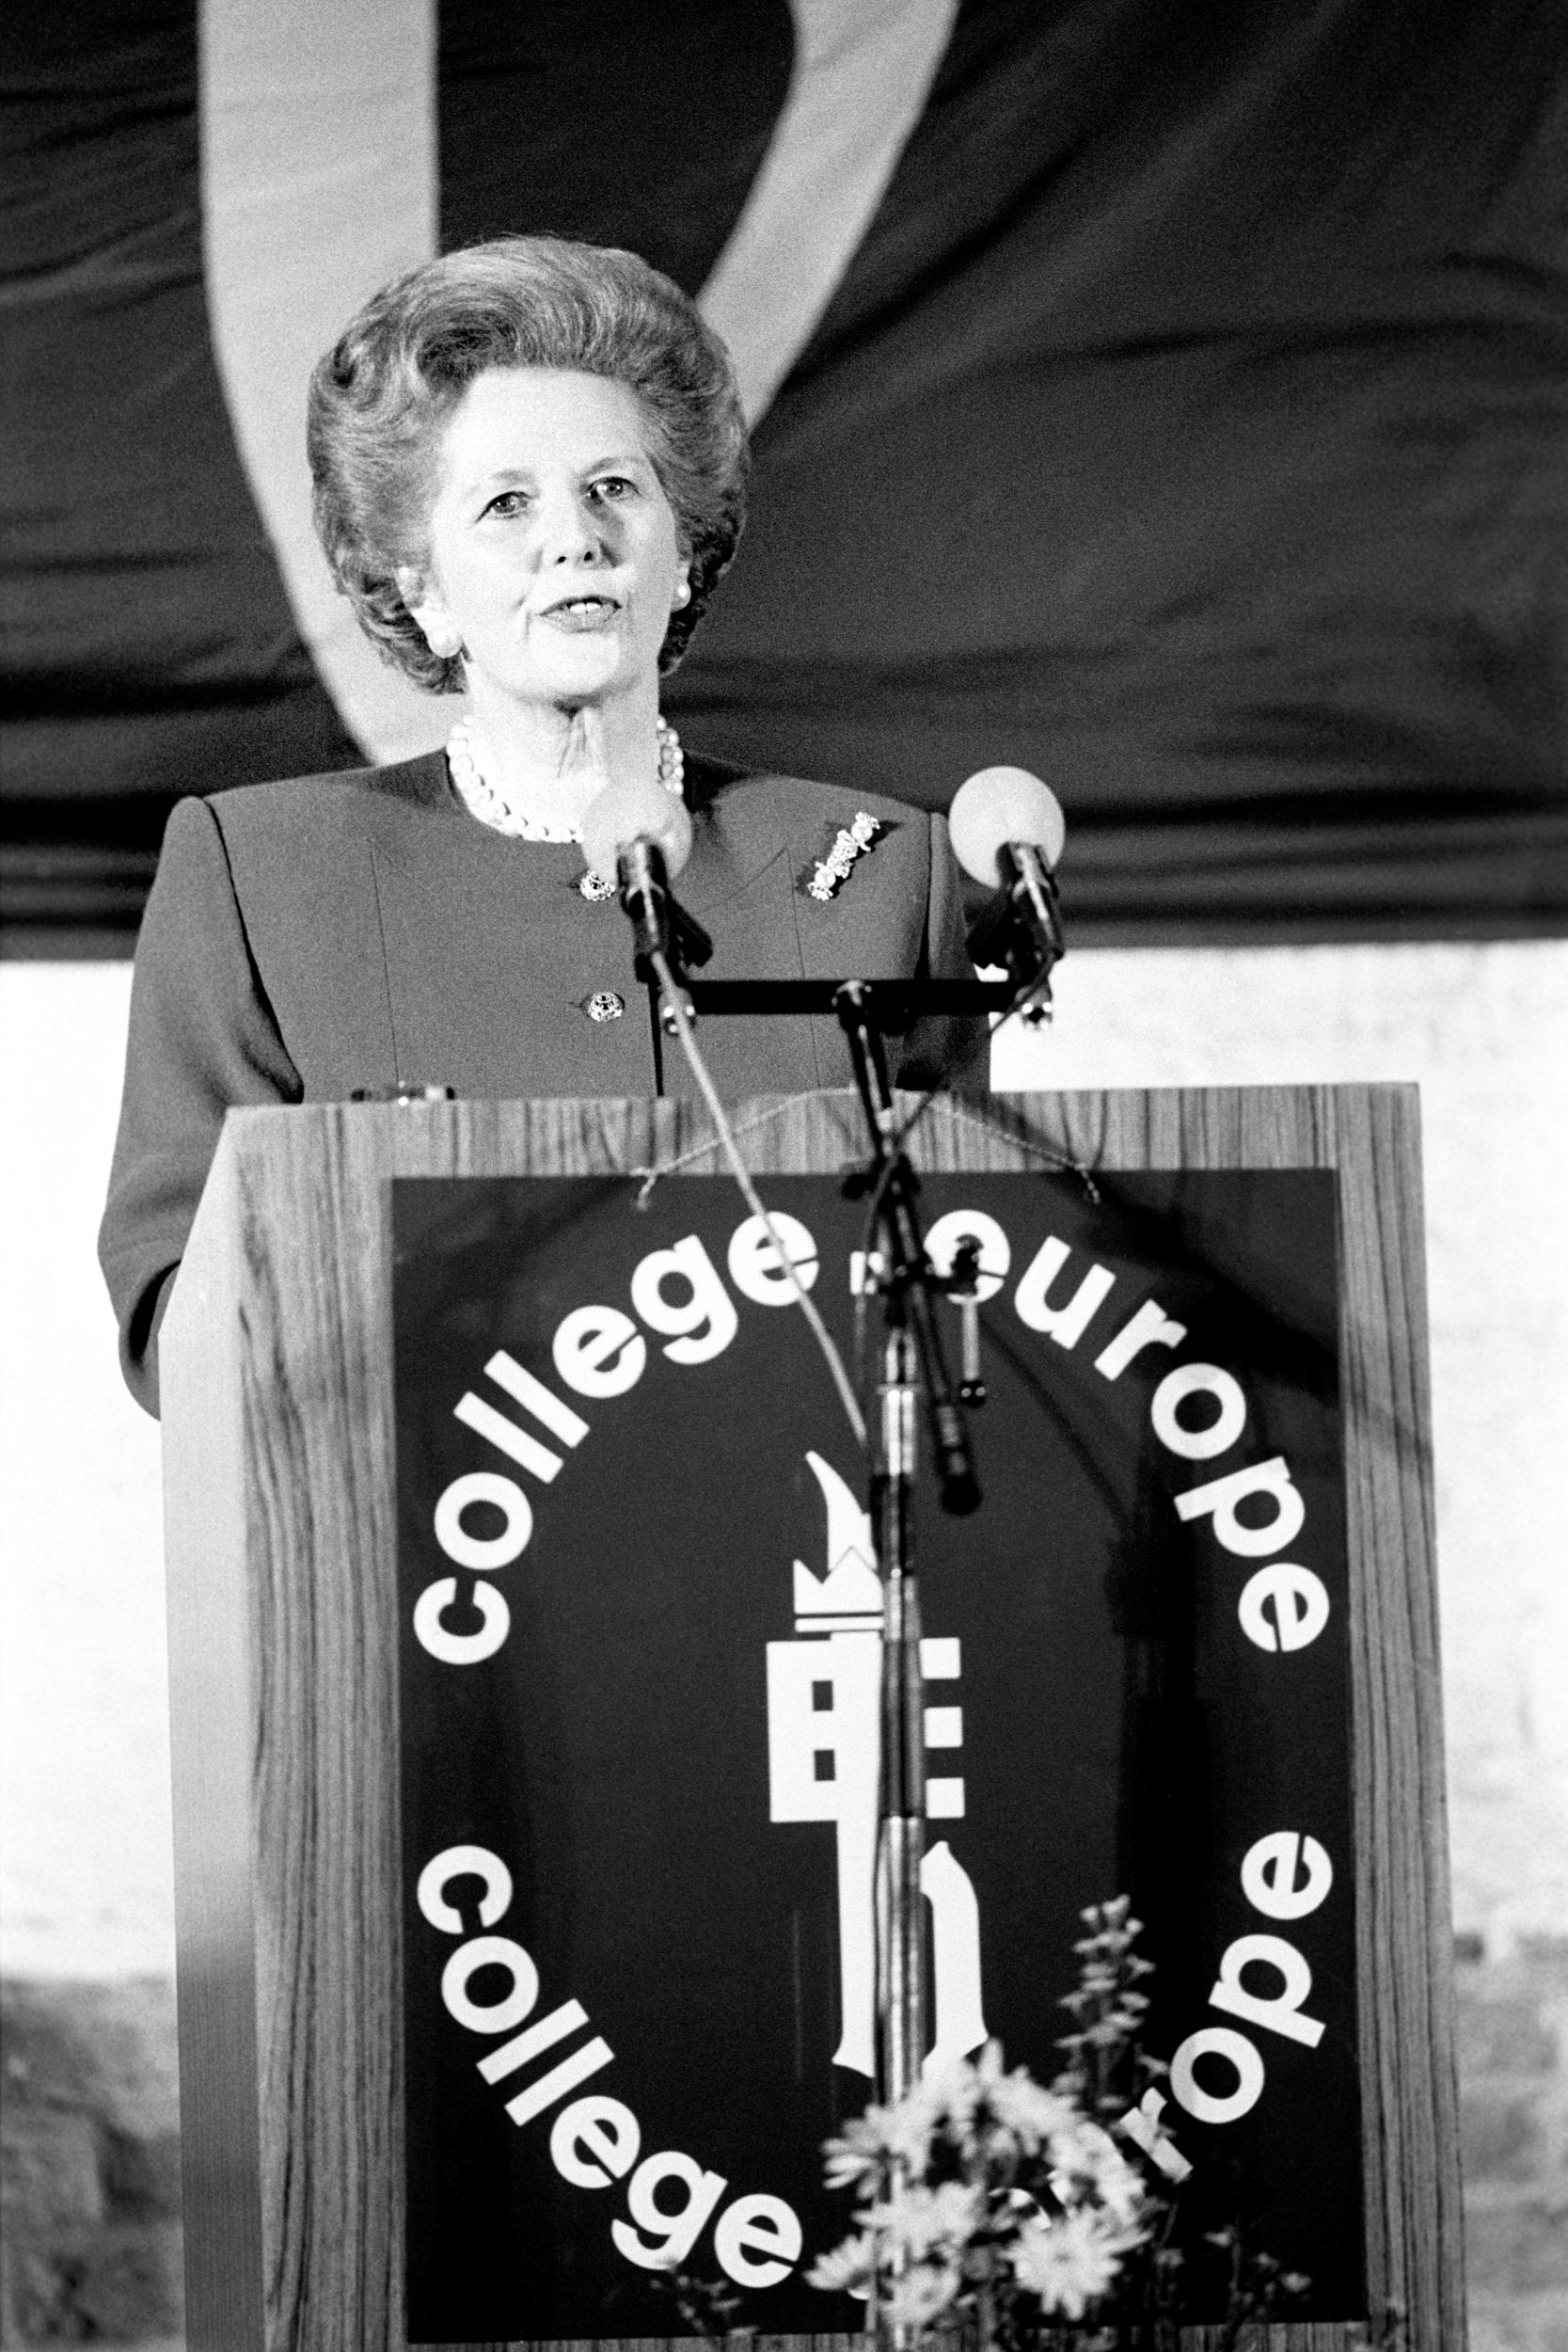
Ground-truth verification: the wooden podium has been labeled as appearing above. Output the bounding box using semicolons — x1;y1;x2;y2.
161;1088;1464;2350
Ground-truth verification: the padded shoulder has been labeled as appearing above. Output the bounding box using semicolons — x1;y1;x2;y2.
202;752;451;840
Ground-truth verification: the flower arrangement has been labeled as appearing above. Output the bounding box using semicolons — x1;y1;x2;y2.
660;1896;1402;2351
810;2042;1150;2331
806;1897;1343;2349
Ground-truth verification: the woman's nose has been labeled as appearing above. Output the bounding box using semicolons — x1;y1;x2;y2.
536;486;608;564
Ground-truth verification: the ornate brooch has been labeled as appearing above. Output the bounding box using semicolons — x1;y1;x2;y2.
806;812;882;901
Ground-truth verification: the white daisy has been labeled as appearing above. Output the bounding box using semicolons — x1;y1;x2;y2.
1009;2206;1147;2320
882;2261;963;2330
869;2179;983;2260
805;2231;874;2294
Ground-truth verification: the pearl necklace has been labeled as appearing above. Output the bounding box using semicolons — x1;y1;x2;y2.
446;714;685;843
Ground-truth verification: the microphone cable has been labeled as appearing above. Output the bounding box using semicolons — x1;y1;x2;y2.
856;961;1076;1263
647;946;868;1452
847;971;1069;1397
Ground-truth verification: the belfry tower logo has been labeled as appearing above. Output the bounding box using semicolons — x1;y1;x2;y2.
765;1453;989;2077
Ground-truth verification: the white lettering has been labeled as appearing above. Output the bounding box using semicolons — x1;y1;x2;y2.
1242;1832;1334;1921
441;1935;541;2035
483;1351;591;1447
714;2192;802;2288
630;1235;738;1365
1150;1363;1248;1461
550;2094;641;2188
1174;1455;1306;1557
434;1471;533;1571
553;1305;647;1398
611;2151;729;2270
417;1843;794;2285
479;1998;590;2084
1117;2087;1193;2181
1094;1299;1188;1381
1209;1932;1324;2048
417;1844;512;1934
504;2038;614;2127
1238;1562;1330;1651
1013;1236;1117;1346
454;1391;562;1484
1169;2025;1265;2124
727;1212;819;1305
413;1577;509;1664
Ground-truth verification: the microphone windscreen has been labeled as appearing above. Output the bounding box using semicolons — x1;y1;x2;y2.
581;775;694;882
947;767;1067;885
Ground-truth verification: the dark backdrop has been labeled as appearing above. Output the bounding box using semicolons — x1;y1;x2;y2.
4;0;1565;950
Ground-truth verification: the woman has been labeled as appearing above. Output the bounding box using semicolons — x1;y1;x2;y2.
99;235;987;1414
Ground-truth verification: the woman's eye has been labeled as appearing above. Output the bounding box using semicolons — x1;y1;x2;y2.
484;490;528;518
591;475;635;501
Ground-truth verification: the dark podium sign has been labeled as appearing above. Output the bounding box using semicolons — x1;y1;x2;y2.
392;1168;1361;2342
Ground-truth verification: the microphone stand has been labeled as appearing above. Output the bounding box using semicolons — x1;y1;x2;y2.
616;840;714;986
962;842;1066;1021
651;897;1062;2340
833;983;981;2344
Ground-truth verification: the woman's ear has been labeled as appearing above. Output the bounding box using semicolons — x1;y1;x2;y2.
399;566;463;659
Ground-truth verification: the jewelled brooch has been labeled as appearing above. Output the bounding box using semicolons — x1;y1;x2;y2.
806;812;882;901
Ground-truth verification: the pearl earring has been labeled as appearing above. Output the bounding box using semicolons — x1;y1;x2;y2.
673;579;691;609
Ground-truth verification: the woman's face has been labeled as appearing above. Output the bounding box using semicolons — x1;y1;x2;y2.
403;366;689;713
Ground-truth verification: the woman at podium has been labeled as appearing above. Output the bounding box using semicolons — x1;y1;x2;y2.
99;234;987;1413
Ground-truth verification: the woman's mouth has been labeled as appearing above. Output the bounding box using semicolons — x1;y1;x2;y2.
540;595;621;631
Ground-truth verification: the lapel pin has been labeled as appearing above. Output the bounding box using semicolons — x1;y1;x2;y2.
806;812;883;902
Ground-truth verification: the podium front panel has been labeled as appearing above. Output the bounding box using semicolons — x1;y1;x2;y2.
160;1089;1461;2350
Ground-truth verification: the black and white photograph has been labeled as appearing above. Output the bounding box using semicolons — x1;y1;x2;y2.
1;5;1564;2346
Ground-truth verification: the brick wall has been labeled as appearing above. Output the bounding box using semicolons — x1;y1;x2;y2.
1460;1938;1568;2352
0;1980;182;2344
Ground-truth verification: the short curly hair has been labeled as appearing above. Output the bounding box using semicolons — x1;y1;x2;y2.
307;235;750;692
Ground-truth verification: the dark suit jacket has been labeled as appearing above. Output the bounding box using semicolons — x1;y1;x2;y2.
100;750;988;1413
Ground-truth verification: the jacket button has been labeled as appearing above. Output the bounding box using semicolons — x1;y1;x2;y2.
585;991;626;1023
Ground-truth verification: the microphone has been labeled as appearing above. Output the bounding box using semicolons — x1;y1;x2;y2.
579;776;710;979
946;766;1067;1003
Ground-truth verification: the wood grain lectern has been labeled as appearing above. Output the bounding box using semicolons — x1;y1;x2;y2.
160;1087;1465;2351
